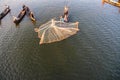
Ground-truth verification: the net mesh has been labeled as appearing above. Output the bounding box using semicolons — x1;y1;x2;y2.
35;19;79;44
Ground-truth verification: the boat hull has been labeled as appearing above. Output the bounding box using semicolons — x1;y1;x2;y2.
103;0;120;7
14;11;26;25
0;8;11;20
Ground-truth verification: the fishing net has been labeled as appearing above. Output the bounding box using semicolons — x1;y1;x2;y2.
35;19;79;44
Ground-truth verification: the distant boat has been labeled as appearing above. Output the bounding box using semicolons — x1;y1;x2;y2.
0;6;11;20
29;11;36;22
103;0;120;7
13;9;26;25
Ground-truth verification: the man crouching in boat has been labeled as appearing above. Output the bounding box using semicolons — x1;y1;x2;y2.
60;15;64;22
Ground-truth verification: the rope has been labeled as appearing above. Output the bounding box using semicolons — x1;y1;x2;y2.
64;0;70;7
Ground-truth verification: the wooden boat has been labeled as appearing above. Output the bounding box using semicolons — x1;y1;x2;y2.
22;5;36;22
29;11;36;22
103;0;120;7
0;7;11;20
13;9;26;24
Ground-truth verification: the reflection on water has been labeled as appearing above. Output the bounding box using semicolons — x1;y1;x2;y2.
0;0;120;80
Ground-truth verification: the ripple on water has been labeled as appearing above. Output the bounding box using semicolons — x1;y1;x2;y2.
0;0;120;80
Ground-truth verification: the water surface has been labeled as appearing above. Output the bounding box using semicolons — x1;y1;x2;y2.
0;0;120;80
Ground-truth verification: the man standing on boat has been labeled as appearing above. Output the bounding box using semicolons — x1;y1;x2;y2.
63;6;69;22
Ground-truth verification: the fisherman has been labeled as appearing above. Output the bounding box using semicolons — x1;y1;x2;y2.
60;15;64;22
64;6;68;16
19;6;26;16
22;4;30;12
63;6;69;22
